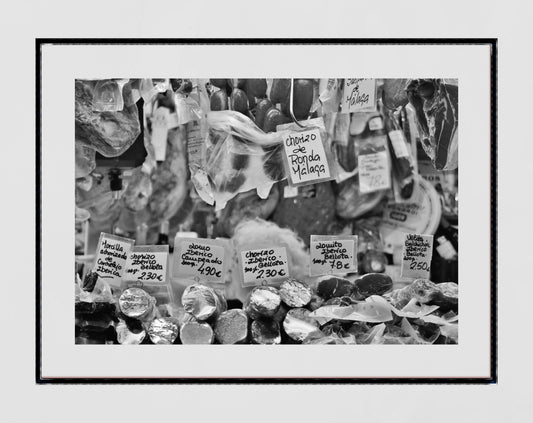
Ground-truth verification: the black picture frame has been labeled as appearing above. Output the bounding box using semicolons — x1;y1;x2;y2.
36;38;497;384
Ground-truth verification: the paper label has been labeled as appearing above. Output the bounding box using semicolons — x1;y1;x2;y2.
186;120;204;167
389;130;410;158
309;235;358;276
282;127;331;185
341;79;377;113
151;107;169;161
239;246;289;286
400;234;434;279
283;185;299;198
93;233;135;287
123;246;168;283
358;151;391;193
174;237;226;284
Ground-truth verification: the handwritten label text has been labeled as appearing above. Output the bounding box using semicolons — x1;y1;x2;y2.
309;235;357;276
282;127;331;185
401;233;434;279
240;247;289;286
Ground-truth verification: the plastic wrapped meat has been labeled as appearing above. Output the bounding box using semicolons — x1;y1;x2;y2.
407;79;458;170
316;276;354;300
76;173;122;224
282;308;322;342
389;279;458;312
181;284;227;321
202;111;287;210
251;318;281;344
244;286;282;318
180;321;214;344
75;80;141;157
75;142;96;178
382;79;410;110
213;309;249;344
335;175;385;220
147;125;189;227
352;273;393;300
215;186;280;237
116;320;146;344
389;279;439;309
121;166;153;212
279;279;312;308
147;318;180;344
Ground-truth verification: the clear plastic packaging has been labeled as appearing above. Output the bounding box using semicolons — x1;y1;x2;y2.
75;142;96;178
406;79;458;171
92;79;127;112
382;102;419;203
199;110;287;210
75;80;141;158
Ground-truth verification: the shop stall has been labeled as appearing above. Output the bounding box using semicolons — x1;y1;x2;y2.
75;78;458;345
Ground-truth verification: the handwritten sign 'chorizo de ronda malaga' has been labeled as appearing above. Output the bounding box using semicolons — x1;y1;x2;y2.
282;127;331;185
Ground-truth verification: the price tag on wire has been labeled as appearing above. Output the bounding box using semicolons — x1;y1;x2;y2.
309;235;358;276
400;233;434;279
173;237;227;285
239;245;290;287
123;245;169;283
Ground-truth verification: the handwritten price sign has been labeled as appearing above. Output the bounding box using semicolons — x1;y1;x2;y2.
358;151;391;193
124;245;168;284
93;232;135;287
174;238;226;284
240;246;289;287
401;233;434;279
309;235;358;276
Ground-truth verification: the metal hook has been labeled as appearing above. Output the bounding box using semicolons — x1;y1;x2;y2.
289;78;306;129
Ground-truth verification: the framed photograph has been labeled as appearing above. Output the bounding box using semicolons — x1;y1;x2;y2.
37;39;496;383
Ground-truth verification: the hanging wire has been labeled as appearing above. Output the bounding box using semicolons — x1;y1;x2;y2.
289;78;306;128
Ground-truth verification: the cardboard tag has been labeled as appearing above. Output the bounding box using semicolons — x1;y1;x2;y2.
151;107;170;161
123;245;169;283
281;127;331;186
174;237;227;284
239;246;289;287
309;235;358;276
93;233;135;287
401;234;434;279
341;79;377;113
358;151;391;193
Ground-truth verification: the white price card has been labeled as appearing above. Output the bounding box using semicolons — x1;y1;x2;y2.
93;232;135;287
358;151;391;193
309;235;358;276
239;246;290;287
124;245;169;283
174;237;227;284
401;233;434;279
341;79;377;113
282;127;331;186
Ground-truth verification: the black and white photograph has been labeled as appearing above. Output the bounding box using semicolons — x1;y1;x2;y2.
36;40;495;383
5;0;533;421
74;77;460;347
